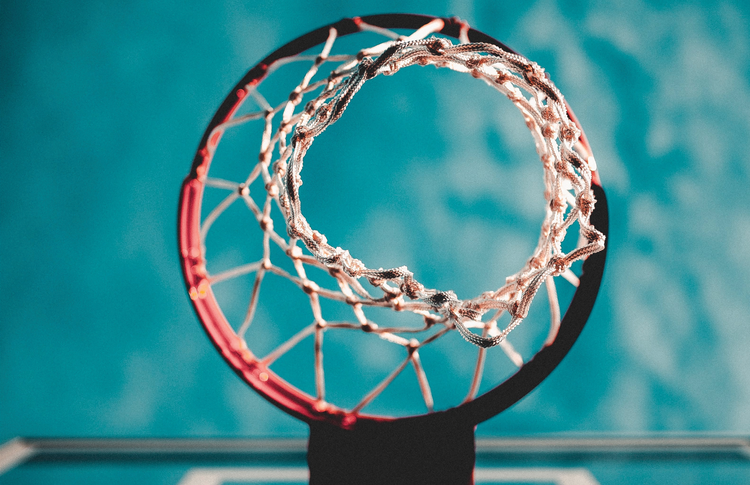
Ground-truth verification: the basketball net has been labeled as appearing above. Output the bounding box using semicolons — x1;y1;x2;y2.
184;15;605;421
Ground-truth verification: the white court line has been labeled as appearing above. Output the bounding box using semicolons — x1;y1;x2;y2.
741;442;750;460
178;466;600;485
476;467;600;484
0;438;36;476
178;467;308;485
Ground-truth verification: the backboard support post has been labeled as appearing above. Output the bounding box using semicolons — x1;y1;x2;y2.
307;413;476;484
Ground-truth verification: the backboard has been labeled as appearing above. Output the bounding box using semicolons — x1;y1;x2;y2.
2;436;750;484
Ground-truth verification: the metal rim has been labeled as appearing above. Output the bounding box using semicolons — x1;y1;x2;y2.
178;13;608;429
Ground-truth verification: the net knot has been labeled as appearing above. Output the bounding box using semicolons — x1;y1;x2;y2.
495;70;512;85
341;251;366;277
457;307;482;321
400;274;425;300
541;106;558;122
582;226;605;245
273;159;287;178
288;88;303;104
312;230;327;245
504;299;520;319
407;338;420;353
391;295;406;311
577;191;595;217
265;182;279;198
542;123;558;139
259;216;273;232
302;279;320;295
563;150;585;170
550;194;567;213
561;123;581;142
548;255;568;276
424;290;458;309
427;37;451;55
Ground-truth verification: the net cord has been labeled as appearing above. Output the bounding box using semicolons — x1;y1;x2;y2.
187;16;605;418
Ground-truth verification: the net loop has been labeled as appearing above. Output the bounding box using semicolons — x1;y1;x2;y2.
277;35;604;348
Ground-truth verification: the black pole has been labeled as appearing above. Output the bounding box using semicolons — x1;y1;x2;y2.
308;411;476;485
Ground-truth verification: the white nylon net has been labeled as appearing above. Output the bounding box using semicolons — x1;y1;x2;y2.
193;19;604;413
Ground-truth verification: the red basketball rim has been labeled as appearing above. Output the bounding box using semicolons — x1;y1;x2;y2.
178;13;609;430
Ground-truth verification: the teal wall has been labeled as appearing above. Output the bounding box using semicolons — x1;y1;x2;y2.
2;0;749;442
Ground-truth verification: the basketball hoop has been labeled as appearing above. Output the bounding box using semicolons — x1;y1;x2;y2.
179;14;608;484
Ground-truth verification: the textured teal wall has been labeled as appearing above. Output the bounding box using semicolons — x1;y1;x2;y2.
2;0;749;442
